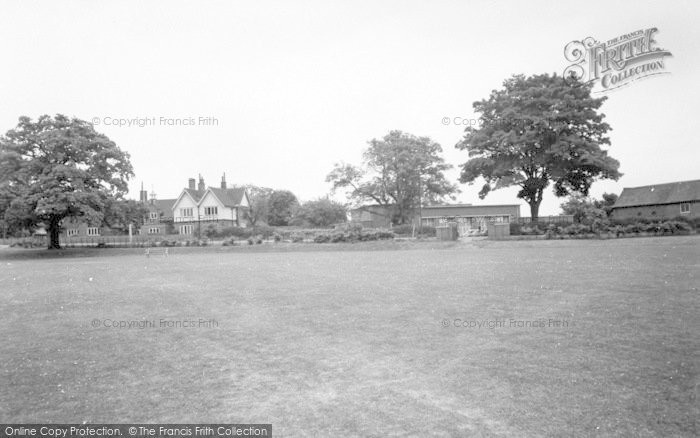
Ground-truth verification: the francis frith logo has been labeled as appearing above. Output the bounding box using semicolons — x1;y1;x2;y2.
564;28;672;92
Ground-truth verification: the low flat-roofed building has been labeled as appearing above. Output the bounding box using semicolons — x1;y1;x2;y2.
421;204;521;234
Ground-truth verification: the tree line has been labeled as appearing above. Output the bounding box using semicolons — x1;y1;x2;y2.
0;73;622;249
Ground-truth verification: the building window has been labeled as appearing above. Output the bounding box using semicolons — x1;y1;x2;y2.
204;206;218;216
180;208;193;217
149;212;158;220
67;229;79;237
148;227;160;234
87;227;100;236
180;225;193;235
680;203;690;214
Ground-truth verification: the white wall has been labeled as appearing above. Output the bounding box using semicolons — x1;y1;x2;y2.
173;192;199;221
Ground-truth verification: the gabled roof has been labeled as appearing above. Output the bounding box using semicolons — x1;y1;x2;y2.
612;180;700;208
172;188;205;211
207;187;247;207
183;188;205;203
149;199;176;215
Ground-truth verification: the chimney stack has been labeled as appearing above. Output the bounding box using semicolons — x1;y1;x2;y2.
198;174;205;191
139;182;148;203
221;172;227;189
188;178;196;190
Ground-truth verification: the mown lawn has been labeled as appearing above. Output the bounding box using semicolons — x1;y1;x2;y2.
1;236;698;437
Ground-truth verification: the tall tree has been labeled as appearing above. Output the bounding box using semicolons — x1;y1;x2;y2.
560;194;606;224
327;130;457;225
102;198;149;233
596;192;619;217
456;73;621;221
0;115;134;248
245;185;274;226
267;190;299;226
291;198;347;227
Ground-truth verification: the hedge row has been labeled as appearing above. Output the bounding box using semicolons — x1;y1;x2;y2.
390;224;437;237
313;229;395;243
510;220;694;236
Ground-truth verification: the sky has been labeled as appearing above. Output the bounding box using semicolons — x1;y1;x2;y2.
1;0;698;216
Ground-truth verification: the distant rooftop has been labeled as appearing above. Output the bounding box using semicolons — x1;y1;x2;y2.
613;179;700;208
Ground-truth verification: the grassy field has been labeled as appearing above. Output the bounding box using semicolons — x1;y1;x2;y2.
1;237;698;437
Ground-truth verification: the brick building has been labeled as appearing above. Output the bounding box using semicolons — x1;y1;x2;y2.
139;184;176;236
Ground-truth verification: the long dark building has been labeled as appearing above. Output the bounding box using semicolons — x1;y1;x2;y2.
611;179;700;220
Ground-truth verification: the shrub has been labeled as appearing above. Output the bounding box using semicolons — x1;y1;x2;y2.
334;222;363;234
247;237;254;245
376;229;395;239
416;226;436;237
312;228;394;243
590;218;610;233
521;225;544;235
391;224;436;237
662;220;692;234
314;233;331;243
641;222;659;233
544;224;558;239
612;217;653;227
291;232;305;243
10;239;44;248
203;224;218;238
252;225;276;239
273;233;282;242
563;223;590;235
668;217;699;230
217;226;255;239
509;222;523;235
391;224;415;235
623;223;642;234
330;232;346;243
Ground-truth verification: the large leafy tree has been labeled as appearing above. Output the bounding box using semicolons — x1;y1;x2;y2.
245;185;274;226
291;198;347;227
102;198;149;233
560;194;606;224
456;73;621;221
327;130;457;225
266;189;299;226
0;115;134;248
597;192;618;217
